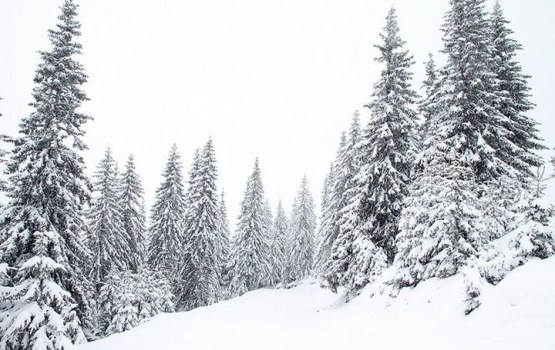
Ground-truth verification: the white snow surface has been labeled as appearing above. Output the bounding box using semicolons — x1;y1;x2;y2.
80;257;555;350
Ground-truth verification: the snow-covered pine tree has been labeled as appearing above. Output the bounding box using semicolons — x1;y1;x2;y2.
438;0;512;186
394;146;487;288
489;0;544;183
314;164;334;253
270;201;288;285
179;139;220;310
324;8;418;294
228;158;273;296
0;1;93;347
261;199;277;286
314;136;344;273
215;190;231;299
483;1;554;266
356;7;418;263
316;112;361;277
88;147;128;292
118;154;147;272
283;176;317;285
148;144;187;299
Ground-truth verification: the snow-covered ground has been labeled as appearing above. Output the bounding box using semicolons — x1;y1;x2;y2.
80;257;555;350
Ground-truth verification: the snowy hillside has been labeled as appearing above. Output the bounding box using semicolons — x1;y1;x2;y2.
80;257;555;350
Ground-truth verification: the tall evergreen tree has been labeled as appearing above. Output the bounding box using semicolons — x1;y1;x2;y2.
314;136;344;274
261;199;277;286
0;1;93;347
215;190;231;298
284;176;317;285
118;154;147;272
314;164;334;253
489;0;544;183
325;8;418;294
315;112;361;275
148;144;187;298
438;0;513;186
228;159;272;296
270;201;288;285
180;139;220;310
88;147;128;292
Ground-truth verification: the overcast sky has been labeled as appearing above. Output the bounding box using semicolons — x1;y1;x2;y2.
1;0;554;227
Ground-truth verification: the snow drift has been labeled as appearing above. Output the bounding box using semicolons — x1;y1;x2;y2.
80;256;555;350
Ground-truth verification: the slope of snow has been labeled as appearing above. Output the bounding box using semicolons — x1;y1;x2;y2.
80;257;555;350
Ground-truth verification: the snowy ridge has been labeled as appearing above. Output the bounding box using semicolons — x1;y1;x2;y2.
80;256;555;350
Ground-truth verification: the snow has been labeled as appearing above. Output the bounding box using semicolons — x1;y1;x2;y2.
80;256;555;350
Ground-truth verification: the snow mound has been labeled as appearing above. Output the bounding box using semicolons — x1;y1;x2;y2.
80;257;555;350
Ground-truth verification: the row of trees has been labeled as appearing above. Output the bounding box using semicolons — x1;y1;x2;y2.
0;0;318;348
315;0;554;313
85;141;318;335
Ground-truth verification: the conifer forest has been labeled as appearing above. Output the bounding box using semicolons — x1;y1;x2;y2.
0;0;554;349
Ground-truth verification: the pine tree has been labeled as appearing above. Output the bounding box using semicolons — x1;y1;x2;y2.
0;1;93;347
283;176;317;285
87;147;128;292
270;201;288;285
438;0;513;186
314;136;344;274
358;7;418;262
148;144;187;298
180;139;220;310
314;164;334;255
228;159;272;296
394;147;487;287
118;154;147;272
215;190;231;298
489;0;544;183
325;8;418;294
315;112;361;275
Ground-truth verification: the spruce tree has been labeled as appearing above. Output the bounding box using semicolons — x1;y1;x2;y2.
284;177;317;285
394;147;487;287
316;112;361;275
148;144;187;298
438;0;513;185
314;136;344;274
88;147;128;292
215;190;231;298
489;0;544;183
325;8;418;293
0;1;93;347
314;164;334;254
261;199;276;286
358;7;418;262
180;139;220;310
118;154;147;272
270;201;289;285
228;159;272;296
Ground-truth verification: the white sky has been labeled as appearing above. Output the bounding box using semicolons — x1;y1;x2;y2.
1;0;554;228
